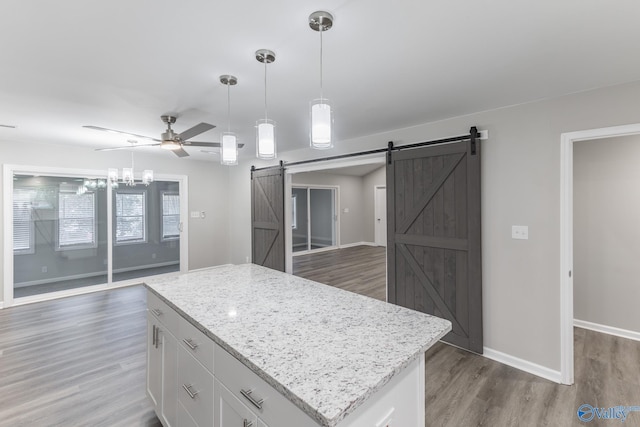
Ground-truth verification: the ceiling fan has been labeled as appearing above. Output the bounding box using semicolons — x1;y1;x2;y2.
87;115;243;158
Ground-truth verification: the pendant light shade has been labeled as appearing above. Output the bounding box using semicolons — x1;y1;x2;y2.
221;132;238;165
255;49;277;160
311;99;332;149
256;118;276;159
309;11;334;150
220;74;238;165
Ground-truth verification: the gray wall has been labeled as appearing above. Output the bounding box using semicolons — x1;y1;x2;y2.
362;166;386;243
230;80;640;373
573;135;640;333
1;139;231;304
292;171;367;246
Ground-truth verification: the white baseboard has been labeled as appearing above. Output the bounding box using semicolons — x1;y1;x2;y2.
339;241;377;249
574;319;640;342
482;347;562;384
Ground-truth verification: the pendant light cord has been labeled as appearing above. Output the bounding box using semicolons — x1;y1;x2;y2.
227;82;231;133
319;28;324;100
264;60;268;120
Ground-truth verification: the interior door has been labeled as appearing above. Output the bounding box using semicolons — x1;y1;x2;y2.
251;168;285;272
387;140;482;353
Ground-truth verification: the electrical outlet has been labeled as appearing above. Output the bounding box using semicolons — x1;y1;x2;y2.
512;225;529;240
41;266;48;273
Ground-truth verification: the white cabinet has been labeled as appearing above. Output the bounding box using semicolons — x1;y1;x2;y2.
177;345;214;427
147;296;178;427
214;378;258;427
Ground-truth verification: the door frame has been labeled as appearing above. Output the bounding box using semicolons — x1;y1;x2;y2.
560;122;640;385
374;185;386;246
2;164;188;308
284;155;385;274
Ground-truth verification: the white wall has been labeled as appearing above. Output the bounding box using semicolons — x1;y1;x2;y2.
573;135;640;333
229;80;640;373
1;139;230;304
292;171;367;246
362;166;386;243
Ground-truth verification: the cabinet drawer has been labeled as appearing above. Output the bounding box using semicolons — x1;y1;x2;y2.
178;315;214;373
214;378;257;427
214;345;318;427
178;346;214;427
147;290;179;334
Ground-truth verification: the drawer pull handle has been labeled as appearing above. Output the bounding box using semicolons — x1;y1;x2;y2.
154;326;160;349
182;338;199;350
151;308;163;316
243;420;254;427
182;384;199;399
240;389;263;410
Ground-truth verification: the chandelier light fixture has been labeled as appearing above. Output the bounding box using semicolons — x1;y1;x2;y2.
220;74;239;165
309;11;334;150
107;142;153;186
255;49;277;160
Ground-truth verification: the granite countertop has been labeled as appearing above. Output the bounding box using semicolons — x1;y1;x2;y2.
144;264;451;427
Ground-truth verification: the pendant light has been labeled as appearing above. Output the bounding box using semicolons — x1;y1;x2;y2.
309;11;334;150
255;49;276;160
220;75;238;165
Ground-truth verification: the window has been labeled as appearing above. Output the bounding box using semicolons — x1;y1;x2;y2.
58;191;97;249
13;188;35;254
162;192;180;240
115;191;146;244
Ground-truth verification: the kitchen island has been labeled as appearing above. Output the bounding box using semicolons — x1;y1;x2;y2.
145;264;451;427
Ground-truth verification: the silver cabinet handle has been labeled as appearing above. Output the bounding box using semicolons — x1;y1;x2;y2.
240;389;263;410
154;326;160;349
182;384;199;399
243;420;253;427
152;325;156;346
182;338;198;350
151;308;163;316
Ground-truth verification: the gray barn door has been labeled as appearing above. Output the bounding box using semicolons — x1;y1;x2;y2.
387;140;482;353
251;168;285;272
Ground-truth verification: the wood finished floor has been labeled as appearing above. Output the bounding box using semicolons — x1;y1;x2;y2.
295;245;640;427
1;253;639;426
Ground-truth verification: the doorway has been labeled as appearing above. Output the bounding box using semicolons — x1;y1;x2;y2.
560;122;640;385
291;186;338;253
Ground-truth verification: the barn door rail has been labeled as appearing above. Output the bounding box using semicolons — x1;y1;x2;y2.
251;126;480;172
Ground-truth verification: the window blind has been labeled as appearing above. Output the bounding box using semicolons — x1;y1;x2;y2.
58;192;96;248
13;188;34;253
162;193;180;239
116;192;146;243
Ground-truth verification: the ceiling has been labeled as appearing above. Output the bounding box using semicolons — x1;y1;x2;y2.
1;0;640;162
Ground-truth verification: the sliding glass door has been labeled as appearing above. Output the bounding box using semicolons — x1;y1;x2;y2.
292;186;337;253
12;174;109;298
9;169;184;302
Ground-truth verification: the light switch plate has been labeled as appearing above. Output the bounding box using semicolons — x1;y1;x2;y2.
512;225;529;240
190;211;200;218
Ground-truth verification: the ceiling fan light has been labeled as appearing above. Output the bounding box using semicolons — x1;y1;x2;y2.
161;139;180;150
311;99;333;149
256;119;276;159
221;132;238;165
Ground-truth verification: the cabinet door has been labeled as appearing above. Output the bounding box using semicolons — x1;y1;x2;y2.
214;378;258;427
161;330;178;427
147;312;162;412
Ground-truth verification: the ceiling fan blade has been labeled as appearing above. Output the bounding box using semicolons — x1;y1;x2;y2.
183;141;221;148
95;143;161;151
83;125;161;142
185;141;245;148
177;122;215;141
172;147;190;158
